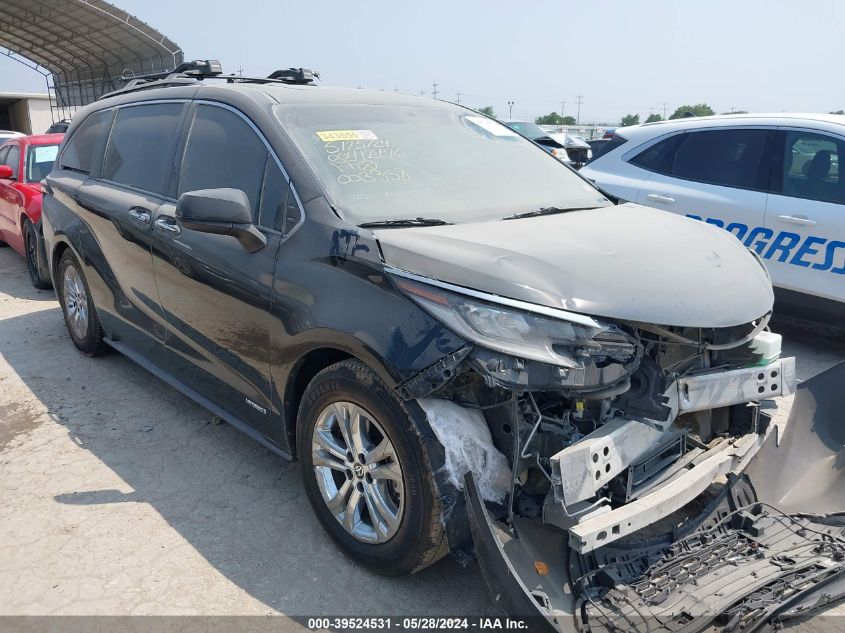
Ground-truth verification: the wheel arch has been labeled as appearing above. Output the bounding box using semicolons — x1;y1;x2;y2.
50;238;77;290
282;341;404;459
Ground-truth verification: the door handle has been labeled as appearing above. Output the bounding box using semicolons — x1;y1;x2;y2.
777;214;817;227
128;207;151;224
646;193;676;204
154;217;182;235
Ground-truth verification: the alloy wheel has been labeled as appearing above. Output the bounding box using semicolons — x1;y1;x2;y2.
62;265;89;339
311;401;405;544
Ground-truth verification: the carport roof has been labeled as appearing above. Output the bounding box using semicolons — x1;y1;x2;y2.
0;0;182;78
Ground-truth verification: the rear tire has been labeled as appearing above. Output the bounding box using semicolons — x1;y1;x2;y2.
57;250;106;356
24;220;52;289
297;359;448;575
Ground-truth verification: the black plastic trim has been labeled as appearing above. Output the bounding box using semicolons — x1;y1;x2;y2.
105;337;293;461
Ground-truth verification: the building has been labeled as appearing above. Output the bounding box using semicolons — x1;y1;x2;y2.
0;0;182;123
0;92;65;135
539;124;611;140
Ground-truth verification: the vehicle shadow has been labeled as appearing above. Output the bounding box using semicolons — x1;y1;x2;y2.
0;249;56;301
0;301;496;616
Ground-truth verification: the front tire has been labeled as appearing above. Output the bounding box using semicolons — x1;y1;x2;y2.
297;359;448;575
57;250;106;356
24;220;52;289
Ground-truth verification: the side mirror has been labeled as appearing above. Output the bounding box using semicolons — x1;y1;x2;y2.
175;188;267;253
0;165;13;179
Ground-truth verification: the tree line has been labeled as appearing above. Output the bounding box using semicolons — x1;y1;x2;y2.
618;104;719;127
471;104;719;126
472;104;845;128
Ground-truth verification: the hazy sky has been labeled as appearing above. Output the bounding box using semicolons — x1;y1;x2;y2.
1;0;841;123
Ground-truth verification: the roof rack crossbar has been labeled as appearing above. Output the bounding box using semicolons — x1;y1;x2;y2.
100;62;319;100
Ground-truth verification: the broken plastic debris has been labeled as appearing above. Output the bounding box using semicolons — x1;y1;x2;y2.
417;398;512;504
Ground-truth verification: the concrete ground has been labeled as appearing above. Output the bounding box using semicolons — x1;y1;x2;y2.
1;246;843;628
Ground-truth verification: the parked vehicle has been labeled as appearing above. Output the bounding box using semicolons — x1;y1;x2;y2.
0;132;63;288
42;64;844;631
559;133;591;167
586;137;613;161
0;130;24;148
502;120;570;163
581;114;845;321
45;119;71;134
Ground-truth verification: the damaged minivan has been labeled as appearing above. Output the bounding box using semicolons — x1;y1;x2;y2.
42;64;845;631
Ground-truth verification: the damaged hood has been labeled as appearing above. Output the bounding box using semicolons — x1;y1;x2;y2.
375;203;773;328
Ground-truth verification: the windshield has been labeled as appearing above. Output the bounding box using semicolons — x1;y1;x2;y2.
25;144;60;183
274;103;610;225
503;121;551;140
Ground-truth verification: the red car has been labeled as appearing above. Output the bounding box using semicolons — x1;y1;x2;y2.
0;133;63;288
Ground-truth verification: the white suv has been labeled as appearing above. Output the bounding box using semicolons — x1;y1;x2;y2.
580;114;845;319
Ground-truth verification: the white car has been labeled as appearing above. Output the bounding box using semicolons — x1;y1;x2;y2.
547;132;591;168
0;130;24;143
502;121;571;163
581;114;845;319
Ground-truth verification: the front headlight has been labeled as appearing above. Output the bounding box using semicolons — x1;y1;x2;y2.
391;273;635;368
550;148;570;162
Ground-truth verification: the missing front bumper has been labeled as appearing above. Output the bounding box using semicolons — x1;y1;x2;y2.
464;362;845;633
551;359;795;517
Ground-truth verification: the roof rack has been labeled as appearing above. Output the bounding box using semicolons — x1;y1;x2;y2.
120;59;223;87
101;61;320;100
267;68;319;84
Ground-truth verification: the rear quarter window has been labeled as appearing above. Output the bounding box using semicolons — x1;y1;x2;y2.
59;109;114;173
629;134;684;174
592;135;627;160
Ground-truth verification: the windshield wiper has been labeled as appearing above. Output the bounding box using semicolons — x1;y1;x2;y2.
359;217;453;228
504;206;600;220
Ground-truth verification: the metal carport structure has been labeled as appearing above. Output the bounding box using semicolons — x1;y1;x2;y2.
0;0;183;121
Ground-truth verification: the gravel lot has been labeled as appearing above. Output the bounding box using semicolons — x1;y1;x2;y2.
1;245;843;627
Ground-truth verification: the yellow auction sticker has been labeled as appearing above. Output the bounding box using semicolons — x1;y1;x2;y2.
316;130;379;142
